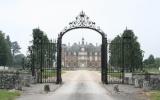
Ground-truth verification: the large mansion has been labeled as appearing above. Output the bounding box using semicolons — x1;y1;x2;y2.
62;38;101;68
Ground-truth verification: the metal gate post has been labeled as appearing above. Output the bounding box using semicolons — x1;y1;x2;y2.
104;37;108;84
101;36;108;84
101;43;104;83
56;37;62;84
122;36;125;84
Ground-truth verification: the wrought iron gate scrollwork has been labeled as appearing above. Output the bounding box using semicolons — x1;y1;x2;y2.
29;11;131;84
56;11;108;84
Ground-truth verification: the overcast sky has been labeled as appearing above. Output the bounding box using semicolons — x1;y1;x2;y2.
0;0;160;58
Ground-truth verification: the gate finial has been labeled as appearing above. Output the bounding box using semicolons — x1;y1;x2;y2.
80;11;85;17
61;11;105;34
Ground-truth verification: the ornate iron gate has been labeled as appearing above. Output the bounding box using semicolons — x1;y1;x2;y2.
29;11;132;84
56;11;108;84
30;40;57;83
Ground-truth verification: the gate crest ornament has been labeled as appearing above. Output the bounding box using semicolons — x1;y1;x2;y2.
61;11;104;34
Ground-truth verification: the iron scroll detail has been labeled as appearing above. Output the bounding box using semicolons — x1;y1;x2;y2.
57;11;108;84
61;11;105;35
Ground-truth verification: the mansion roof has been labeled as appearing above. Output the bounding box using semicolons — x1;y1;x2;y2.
62;38;101;53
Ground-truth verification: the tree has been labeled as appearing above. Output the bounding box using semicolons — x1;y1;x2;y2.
27;28;56;71
148;54;155;64
0;31;6;66
109;35;122;69
122;29;143;71
11;41;21;56
143;55;155;65
0;31;13;66
143;55;157;68
14;54;25;67
155;58;160;68
5;35;13;65
109;29;143;72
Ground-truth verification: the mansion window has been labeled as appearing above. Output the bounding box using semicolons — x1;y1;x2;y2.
81;47;85;51
95;52;97;55
90;56;92;61
95;56;97;61
74;52;76;56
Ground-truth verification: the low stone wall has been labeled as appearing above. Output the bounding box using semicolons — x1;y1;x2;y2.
0;70;34;89
125;73;160;90
0;70;20;89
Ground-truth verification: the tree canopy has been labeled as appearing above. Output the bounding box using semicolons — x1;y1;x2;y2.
109;29;143;72
0;31;13;66
143;55;160;69
27;28;56;70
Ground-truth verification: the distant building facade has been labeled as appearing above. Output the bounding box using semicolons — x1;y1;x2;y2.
62;38;101;68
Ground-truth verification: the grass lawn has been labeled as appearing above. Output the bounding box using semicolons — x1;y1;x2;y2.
144;68;160;74
42;70;65;79
0;90;21;100
42;69;56;78
108;72;122;78
148;90;160;100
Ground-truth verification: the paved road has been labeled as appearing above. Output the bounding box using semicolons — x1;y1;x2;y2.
17;70;114;100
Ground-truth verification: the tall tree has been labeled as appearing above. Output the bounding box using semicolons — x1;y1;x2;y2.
27;28;57;71
0;31;6;66
109;29;143;72
28;28;54;70
0;31;13;66
5;35;13;66
14;54;25;67
143;54;156;68
148;54;155;65
122;29;143;71
109;35;122;69
11;41;21;56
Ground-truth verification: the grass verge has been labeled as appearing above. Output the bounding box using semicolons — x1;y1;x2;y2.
108;72;122;78
148;90;160;100
42;70;65;79
0;90;21;100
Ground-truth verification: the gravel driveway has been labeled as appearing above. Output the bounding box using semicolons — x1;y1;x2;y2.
16;70;148;100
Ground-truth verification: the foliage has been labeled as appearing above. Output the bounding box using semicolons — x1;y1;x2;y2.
0;90;20;100
143;55;160;73
14;54;25;68
27;28;56;70
0;31;13;66
155;58;160;68
109;35;122;68
11;41;21;56
109;29;143;72
143;67;160;74
0;30;24;68
6;35;13;65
